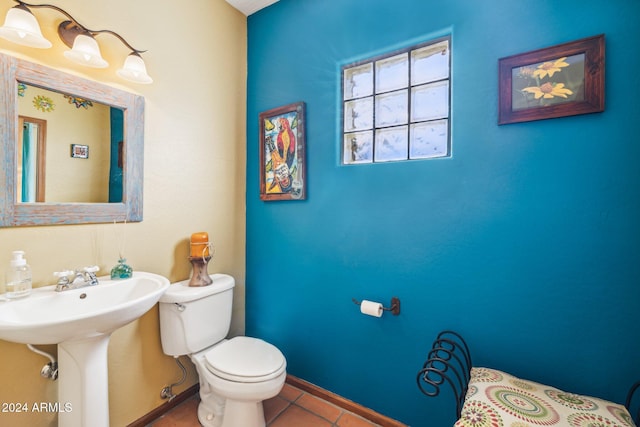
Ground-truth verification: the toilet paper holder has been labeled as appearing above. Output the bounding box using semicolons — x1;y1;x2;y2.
352;296;401;316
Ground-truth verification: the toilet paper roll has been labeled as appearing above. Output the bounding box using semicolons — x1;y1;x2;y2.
360;300;383;317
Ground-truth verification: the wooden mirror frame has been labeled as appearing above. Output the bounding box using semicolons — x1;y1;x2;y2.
0;53;144;226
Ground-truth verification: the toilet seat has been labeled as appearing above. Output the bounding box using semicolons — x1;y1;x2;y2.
205;336;286;383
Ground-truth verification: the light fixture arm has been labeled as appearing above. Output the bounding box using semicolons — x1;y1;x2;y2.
88;29;146;55
12;0;146;54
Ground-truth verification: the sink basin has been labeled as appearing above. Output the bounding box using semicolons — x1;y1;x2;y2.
0;271;169;345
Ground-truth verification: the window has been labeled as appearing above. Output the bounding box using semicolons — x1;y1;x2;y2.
341;36;451;164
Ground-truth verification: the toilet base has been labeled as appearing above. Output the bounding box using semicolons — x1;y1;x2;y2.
196;393;267;427
195;395;266;427
195;378;225;427
222;400;266;427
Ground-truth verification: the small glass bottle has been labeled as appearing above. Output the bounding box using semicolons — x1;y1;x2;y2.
5;250;32;299
110;258;133;279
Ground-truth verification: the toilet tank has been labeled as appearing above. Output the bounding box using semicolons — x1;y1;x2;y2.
159;273;235;356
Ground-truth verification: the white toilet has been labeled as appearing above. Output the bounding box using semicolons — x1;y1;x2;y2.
159;273;286;427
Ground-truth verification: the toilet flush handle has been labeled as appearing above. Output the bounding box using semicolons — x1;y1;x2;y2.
174;303;186;312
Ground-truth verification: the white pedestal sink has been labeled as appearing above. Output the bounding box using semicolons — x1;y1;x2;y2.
0;272;170;427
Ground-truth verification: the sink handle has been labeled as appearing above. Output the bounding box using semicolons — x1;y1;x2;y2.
53;270;74;282
53;270;74;290
83;266;100;274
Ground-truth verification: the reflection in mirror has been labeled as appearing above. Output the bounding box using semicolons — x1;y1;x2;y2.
17;84;124;203
0;53;144;227
17;116;46;203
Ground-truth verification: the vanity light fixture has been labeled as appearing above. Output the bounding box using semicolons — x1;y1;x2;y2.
0;0;152;84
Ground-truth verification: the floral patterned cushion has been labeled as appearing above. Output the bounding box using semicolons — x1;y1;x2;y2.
455;367;636;427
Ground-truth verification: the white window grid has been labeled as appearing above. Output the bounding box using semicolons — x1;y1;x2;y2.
341;36;451;164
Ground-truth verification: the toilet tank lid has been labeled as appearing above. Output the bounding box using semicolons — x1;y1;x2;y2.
159;273;235;304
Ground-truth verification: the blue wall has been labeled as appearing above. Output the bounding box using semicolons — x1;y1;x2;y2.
245;1;640;425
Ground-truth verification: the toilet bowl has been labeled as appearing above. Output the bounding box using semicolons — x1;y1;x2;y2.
159;274;286;427
193;336;286;427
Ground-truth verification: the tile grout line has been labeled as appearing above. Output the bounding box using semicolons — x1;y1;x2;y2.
278;388;345;426
296;390;343;424
285;375;401;426
266;396;294;426
267;384;301;426
293;401;339;425
287;387;383;427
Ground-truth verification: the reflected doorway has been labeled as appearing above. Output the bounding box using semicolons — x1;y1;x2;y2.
17;116;46;203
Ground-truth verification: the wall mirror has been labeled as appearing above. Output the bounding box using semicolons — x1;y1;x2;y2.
0;53;144;226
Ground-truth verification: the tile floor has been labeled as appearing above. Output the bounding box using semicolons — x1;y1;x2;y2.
149;382;384;427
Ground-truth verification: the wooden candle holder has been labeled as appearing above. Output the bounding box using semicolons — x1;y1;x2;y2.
188;256;213;287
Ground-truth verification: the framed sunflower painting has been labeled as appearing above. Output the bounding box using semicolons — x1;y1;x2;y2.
498;34;604;125
259;102;306;201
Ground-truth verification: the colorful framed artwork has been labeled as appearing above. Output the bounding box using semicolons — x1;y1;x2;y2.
498;34;605;125
70;144;89;159
259;102;306;201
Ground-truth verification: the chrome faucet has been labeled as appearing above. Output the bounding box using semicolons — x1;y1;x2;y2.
54;266;100;292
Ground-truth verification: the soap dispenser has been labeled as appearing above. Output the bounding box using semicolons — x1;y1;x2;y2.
5;250;32;299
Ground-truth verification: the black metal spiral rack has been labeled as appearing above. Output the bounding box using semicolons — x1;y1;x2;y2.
416;330;472;418
416;330;640;425
626;381;640;425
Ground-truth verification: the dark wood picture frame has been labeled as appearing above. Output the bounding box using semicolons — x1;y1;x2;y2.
498;34;605;125
259;102;306;201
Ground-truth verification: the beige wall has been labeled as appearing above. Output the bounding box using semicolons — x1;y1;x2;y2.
0;0;247;425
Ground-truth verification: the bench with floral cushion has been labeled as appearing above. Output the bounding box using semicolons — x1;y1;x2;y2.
417;331;639;427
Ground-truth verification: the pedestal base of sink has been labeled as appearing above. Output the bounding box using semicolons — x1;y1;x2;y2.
58;334;111;427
